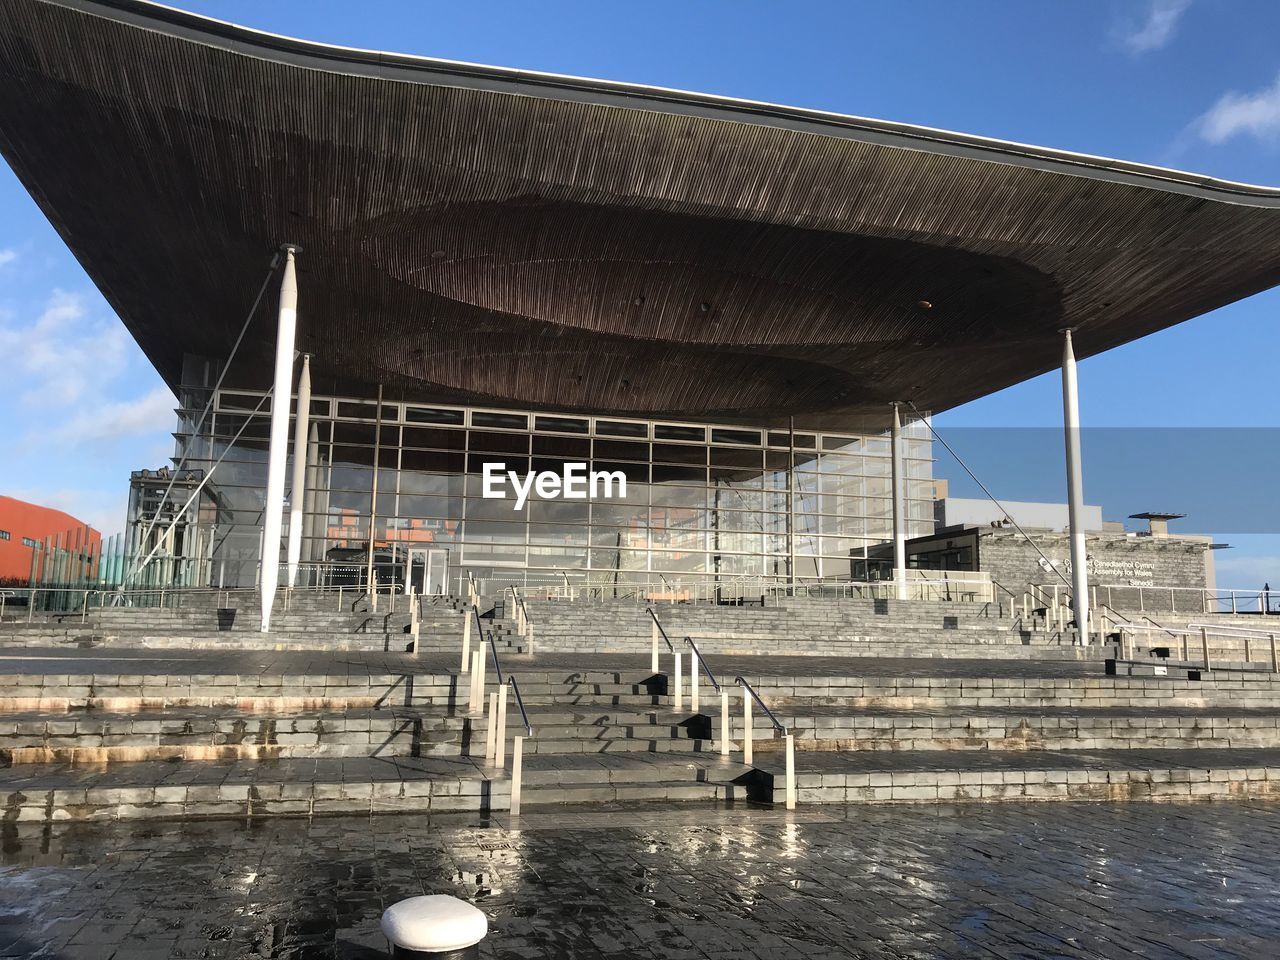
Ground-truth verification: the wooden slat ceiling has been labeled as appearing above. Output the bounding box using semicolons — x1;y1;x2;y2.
1;0;1279;430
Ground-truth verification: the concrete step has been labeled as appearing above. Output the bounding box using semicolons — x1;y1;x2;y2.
0;755;509;822
0;707;476;764
755;747;1280;804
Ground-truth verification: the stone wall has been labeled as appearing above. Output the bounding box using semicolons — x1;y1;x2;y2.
976;531;1210;612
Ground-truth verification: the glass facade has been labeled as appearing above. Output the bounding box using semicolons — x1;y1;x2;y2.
138;371;936;595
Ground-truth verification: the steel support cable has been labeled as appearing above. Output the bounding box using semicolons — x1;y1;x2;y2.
127;387;274;586
129;253;283;582
906;401;1073;591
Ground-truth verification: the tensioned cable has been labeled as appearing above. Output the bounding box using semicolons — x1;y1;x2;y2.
126;387;274;585
130;252;283;582
906;401;1073;591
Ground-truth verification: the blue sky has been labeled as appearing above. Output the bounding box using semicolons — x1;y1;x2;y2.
1;0;1278;583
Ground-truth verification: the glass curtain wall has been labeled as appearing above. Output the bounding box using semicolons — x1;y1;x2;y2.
145;382;935;594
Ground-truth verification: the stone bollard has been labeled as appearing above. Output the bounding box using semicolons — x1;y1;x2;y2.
381;895;487;959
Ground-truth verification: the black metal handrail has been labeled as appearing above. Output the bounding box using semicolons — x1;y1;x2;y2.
685;637;721;693
734;676;786;735
507;676;533;737
647;607;675;652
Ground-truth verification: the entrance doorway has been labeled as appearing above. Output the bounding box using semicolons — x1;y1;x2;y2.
405;547;449;595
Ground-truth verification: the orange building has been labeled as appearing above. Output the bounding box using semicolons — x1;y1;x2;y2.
0;495;101;583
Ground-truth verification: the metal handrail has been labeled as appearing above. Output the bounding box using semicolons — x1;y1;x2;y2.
647;607;675;652
486;624;506;685
1097;602;1178;640
507;676;533;737
684;637;721;693
734;676;787;735
1186;621;1280;638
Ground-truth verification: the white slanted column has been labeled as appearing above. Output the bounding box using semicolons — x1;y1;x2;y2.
260;244;300;632
1061;329;1091;642
286;354;312;588
890;402;908;601
303;422;321;564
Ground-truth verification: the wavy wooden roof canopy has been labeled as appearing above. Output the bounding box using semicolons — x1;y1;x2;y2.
2;0;1279;430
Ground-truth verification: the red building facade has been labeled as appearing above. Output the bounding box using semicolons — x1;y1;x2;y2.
0;495;101;583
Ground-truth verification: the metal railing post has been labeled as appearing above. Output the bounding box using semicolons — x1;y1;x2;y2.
511;735;524;815
673;650;683;713
409;587;420;655
742;687;753;765
484;691;498;765
651;617;659;674
1271;634;1278;673
720;688;730;757
469;649;484;714
691;648;700;712
495;684;509;768
1201;626;1211;671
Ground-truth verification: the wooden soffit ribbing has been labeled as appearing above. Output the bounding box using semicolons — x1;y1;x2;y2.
1;0;1279;430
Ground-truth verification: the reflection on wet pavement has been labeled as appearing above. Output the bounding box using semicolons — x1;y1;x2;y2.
2;801;1278;959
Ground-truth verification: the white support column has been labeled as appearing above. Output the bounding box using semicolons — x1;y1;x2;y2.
1061;329;1090;643
890;402;908;601
303;422;320;566
260;245;300;632
286;354;311;588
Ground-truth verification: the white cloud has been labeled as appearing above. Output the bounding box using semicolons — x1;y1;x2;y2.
1121;0;1192;54
0;248;16;268
51;386;176;446
0;289;129;406
1194;72;1280;145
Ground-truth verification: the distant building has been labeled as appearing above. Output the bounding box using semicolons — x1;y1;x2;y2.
0;495;101;583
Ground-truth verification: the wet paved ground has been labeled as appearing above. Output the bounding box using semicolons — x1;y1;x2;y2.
3;801;1279;959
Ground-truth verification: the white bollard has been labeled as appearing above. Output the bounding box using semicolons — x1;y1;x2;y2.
720;689;730;757
382;895;488;959
495;684;508;769
461;611;472;672
742;689;753;766
673;650;683;713
510;735;524;816
785;733;796;810
474;645;487;713
484;691;498;765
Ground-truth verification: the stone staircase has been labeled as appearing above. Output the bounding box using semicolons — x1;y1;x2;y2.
3;592;1280;821
0;590;494;652
519;597;1098;659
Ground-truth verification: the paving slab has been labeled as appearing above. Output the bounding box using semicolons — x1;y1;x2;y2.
2;801;1279;958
